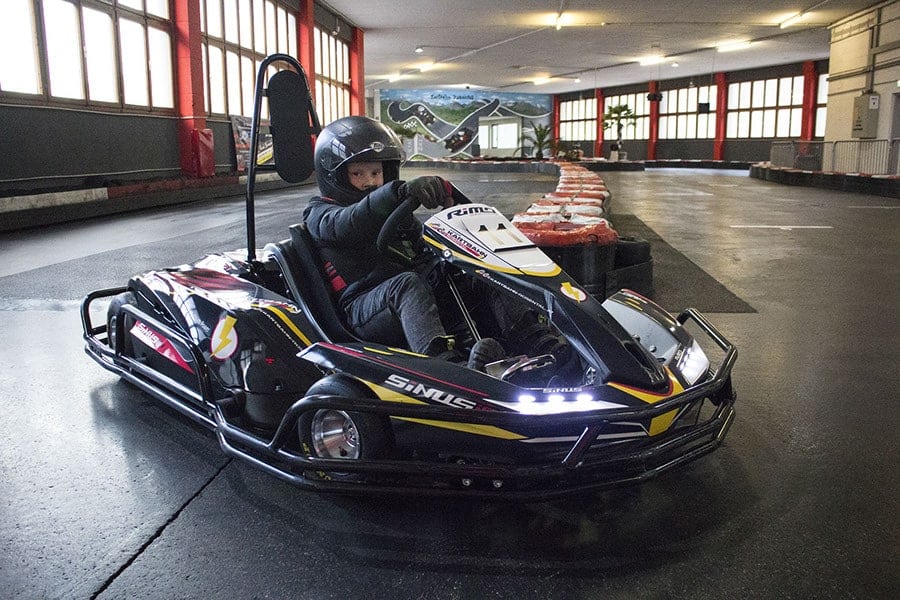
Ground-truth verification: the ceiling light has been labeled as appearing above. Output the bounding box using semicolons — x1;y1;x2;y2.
639;55;666;66
414;46;424;54
533;77;552;85
718;40;753;52
779;12;803;28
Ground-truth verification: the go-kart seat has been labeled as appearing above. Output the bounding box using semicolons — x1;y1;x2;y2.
266;223;359;344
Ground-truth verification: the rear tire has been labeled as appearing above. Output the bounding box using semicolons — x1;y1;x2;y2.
107;291;136;354
298;376;393;478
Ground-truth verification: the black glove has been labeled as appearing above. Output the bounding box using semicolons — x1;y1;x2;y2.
399;176;454;209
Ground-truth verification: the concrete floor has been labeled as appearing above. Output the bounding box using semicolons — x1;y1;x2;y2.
0;168;897;599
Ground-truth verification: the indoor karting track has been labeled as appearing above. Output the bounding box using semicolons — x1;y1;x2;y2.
1;168;897;599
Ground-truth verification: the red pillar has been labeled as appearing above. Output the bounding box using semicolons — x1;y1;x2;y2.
552;96;560;147
297;0;315;102
800;61;818;141
594;88;604;157
647;81;659;160
349;27;365;116
713;72;728;161
173;0;213;177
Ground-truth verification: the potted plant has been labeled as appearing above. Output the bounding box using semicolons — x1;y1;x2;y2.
519;122;555;159
601;104;636;160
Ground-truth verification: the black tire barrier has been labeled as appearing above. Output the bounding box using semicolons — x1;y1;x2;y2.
540;243;615;289
605;259;654;299
613;236;652;269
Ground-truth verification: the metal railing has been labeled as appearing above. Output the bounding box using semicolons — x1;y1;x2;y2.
769;139;900;175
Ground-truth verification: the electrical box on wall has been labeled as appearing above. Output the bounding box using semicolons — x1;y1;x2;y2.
852;93;879;139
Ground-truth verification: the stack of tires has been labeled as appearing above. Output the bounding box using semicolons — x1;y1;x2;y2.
512;163;653;299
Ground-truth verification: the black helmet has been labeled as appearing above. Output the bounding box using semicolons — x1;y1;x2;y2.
314;115;405;203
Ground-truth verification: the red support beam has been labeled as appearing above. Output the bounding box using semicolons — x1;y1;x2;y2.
594;88;604;157
801;60;818;141
349;27;365;116
714;72;728;161
173;0;212;177
297;0;315;103
552;95;560;145
647;81;659;160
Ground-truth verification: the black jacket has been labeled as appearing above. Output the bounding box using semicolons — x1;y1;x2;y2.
302;180;412;306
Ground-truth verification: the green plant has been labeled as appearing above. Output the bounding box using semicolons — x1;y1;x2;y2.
601;104;636;152
519;122;555;158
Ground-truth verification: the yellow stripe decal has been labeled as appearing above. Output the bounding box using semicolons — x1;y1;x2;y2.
363;381;526;440
263;305;313;347
393;417;527;440
608;369;684;436
362;346;394;356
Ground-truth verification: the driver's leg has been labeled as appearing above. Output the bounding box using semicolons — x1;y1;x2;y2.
343;272;446;354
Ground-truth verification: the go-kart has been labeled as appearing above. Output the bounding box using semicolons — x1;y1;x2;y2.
81;55;737;500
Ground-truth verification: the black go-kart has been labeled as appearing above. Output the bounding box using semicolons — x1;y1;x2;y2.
81;55;737;500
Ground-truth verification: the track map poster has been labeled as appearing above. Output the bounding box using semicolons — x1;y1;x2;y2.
379;89;551;159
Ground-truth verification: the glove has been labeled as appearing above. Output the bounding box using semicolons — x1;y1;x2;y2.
399;176;454;209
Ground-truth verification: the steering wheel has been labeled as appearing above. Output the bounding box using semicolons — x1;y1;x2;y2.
376;196;419;257
375;183;471;256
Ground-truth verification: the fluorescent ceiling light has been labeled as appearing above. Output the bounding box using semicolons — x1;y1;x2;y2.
718;40;753;52
780;13;803;28
639;55;666;66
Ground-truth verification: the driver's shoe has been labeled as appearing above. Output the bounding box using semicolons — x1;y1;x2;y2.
424;335;458;361
467;338;506;371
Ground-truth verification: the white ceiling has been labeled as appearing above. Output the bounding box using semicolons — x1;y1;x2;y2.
320;0;882;95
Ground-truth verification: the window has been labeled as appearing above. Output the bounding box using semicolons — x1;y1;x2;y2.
658;85;717;139
559;97;597;142
201;0;297;117
815;73;828;138
314;26;351;124
603;93;649;140
727;75;803;138
0;0;174;110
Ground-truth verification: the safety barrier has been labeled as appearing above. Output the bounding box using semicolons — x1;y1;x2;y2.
770;139;900;175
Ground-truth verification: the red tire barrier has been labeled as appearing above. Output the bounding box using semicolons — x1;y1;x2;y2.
519;221;618;247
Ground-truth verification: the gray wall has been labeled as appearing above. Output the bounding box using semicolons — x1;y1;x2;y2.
1;105;182;194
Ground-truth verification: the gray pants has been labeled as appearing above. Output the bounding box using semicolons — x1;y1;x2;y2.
342;271;445;354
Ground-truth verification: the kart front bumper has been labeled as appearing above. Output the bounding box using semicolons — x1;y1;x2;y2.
212;308;737;501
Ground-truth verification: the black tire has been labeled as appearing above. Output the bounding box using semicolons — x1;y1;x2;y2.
298;375;393;464
613;236;652;268
107;291;136;354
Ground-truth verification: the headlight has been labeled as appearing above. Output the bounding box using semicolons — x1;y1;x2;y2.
512;391;625;414
677;340;710;385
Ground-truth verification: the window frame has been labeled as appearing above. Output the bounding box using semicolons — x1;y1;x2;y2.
603;92;649;141
726;75;805;139
313;25;351;125
0;0;176;113
657;84;717;140
200;0;298;119
559;97;597;143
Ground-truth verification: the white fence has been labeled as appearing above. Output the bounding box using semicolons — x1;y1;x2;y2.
769;139;900;175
